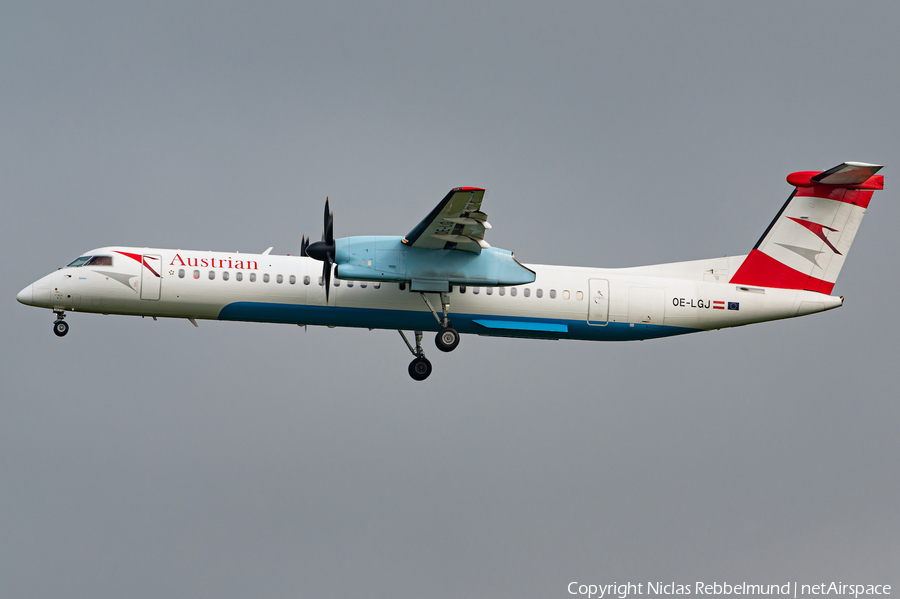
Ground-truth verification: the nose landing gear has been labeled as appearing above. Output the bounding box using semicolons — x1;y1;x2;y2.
53;310;69;337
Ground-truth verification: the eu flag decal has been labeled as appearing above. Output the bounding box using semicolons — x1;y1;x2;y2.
727;302;740;311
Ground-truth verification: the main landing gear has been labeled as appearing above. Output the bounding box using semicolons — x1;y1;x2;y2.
398;292;463;380
419;292;460;353
435;327;460;352
399;330;433;381
53;310;69;337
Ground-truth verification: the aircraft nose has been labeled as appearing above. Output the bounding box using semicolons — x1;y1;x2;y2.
17;284;34;306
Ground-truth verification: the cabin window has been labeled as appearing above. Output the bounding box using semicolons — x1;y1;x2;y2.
510;288;517;297
360;282;367;288
459;286;466;294
318;276;323;286
536;289;543;298
399;282;405;291
576;291;583;300
85;255;113;266
486;288;493;295
289;275;296;284
498;287;505;296
250;273;257;282
334;279;340;287
373;282;381;289
222;271;230;281
347;281;354;288
276;274;283;284
524;288;531;297
178;269;185;278
236;272;243;281
472;287;479;294
208;271;215;280
193;270;200;279
303;275;310;285
263;274;270;283
549;289;556;299
66;256;92;268
563;290;570;300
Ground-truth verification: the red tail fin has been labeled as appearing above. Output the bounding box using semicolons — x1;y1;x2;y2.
730;162;883;294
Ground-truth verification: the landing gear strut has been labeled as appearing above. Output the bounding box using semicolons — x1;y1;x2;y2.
53;310;69;337
420;292;460;353
399;330;432;381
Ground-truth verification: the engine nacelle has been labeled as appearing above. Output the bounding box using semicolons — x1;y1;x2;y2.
333;236;534;291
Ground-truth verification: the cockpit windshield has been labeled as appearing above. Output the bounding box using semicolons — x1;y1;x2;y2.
66;256;92;267
66;255;113;267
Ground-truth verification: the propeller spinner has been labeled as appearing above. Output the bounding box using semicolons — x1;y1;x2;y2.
305;198;335;303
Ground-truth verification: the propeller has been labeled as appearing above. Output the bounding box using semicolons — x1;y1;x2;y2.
305;197;335;303
300;235;310;257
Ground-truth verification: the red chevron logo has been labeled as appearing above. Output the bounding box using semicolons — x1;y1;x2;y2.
787;217;842;255
114;251;161;277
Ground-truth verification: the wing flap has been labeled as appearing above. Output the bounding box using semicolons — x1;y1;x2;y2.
403;187;488;253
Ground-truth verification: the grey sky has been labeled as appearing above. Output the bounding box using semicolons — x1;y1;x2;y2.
2;2;898;597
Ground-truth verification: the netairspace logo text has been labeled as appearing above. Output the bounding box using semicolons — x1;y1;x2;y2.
567;582;892;599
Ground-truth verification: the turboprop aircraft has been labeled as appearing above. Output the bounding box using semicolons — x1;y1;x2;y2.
17;162;883;380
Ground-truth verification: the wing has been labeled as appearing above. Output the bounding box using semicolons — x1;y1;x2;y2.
402;187;492;253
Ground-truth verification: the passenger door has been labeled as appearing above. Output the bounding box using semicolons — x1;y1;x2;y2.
140;254;162;300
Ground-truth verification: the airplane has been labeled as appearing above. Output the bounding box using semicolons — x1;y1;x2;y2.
17;162;883;381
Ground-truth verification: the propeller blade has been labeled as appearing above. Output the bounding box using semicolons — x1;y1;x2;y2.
325;213;334;246
300;235;309;256
306;196;335;303
322;197;334;243
323;261;331;304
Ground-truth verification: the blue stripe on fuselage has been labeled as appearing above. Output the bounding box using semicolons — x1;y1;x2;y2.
217;301;700;341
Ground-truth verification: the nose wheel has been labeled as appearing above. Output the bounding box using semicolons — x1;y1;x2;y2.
53;311;69;337
399;330;433;381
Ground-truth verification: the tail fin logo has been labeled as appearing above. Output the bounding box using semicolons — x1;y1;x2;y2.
786;217;842;255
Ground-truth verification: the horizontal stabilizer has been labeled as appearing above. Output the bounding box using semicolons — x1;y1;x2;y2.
786;162;883;189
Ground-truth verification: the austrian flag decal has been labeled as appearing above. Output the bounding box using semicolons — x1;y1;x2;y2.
713;300;739;311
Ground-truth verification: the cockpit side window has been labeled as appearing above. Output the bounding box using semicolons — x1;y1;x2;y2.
85;255;113;266
66;256;92;268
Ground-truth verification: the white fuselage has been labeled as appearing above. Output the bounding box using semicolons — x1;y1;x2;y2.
18;246;841;342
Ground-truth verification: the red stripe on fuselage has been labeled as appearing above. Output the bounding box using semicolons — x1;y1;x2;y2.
114;250;161;278
730;249;834;295
142;257;161;277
